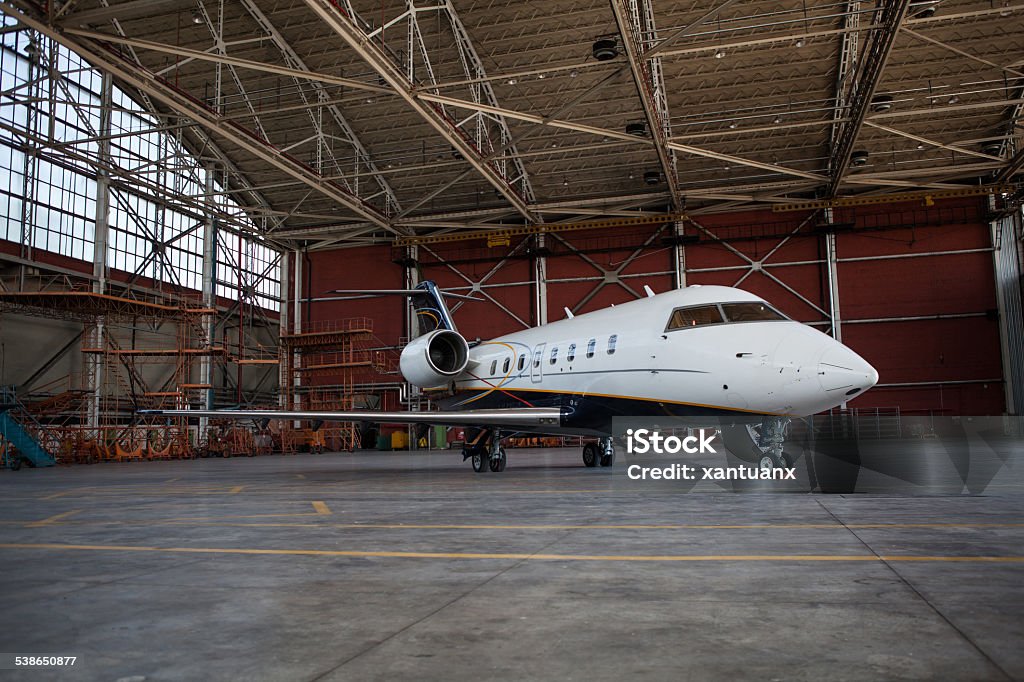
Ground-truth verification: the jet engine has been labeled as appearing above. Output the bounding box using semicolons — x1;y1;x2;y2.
399;329;470;388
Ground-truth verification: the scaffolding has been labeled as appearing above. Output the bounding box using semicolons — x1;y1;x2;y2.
0;285;228;462
280;317;395;453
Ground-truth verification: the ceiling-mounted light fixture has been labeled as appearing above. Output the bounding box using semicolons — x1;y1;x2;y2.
948;95;960;104
625;122;647;137
795;38;804;48
773;115;782;124
562;178;569;187
850;150;870;166
910;0;939;18
644;171;661;185
714;49;725;59
871;94;894;112
190;9;203;24
538;72;546;79
507;78;517;85
728;122;737;129
981;141;1004;156
593;38;618;61
569;70;579;78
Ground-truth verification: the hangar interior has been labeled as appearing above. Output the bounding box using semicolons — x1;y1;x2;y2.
0;0;1022;452
0;0;1023;679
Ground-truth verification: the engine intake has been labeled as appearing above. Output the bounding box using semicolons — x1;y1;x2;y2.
400;329;470;388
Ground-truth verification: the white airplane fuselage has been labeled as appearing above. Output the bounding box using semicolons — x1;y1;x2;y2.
438;285;878;434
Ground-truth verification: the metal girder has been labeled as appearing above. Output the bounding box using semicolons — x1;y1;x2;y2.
442;0;534;204
300;0;540;224
5;4;396;233
235;0;402;218
611;0;681;211
828;0;912;195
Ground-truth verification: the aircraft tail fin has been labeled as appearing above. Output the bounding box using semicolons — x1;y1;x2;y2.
317;281;478;337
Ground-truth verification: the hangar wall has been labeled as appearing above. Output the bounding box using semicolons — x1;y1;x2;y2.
302;197;1018;416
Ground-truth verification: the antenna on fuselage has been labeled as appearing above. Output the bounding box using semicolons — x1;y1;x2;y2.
564;307;574;319
644;285;656;298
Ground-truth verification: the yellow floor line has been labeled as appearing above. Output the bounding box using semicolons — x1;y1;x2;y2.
229;486;245;494
20;519;1024;531
312;501;331;515
1;542;1022;563
26;510;82;527
39;490;84;500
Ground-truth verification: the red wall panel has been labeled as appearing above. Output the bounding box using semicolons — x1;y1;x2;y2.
303;246;405;345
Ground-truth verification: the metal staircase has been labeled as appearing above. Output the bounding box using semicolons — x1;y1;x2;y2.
0;387;56;468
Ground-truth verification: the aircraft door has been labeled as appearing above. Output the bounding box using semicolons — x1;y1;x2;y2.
531;343;545;383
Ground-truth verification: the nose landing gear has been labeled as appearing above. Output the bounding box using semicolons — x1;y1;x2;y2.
754;417;792;470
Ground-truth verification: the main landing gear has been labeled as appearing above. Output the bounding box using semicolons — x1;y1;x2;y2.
463;430;507;473
582;437;615;468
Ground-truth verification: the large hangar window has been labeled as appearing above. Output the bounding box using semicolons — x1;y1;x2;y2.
0;19;280;311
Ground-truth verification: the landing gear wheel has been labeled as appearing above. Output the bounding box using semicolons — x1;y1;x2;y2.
489;447;507;472
10;457;21;471
758;451;791;471
582;443;599;468
599;451;615;467
471;450;488;473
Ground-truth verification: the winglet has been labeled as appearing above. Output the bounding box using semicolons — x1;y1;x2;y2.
644;285;656;298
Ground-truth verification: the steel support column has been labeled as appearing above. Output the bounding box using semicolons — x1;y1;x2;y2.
201;167;218;420
992;211;1024;414
673;220;687;289
534;234;547;326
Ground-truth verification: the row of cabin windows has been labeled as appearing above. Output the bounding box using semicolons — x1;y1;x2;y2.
487;335;618;375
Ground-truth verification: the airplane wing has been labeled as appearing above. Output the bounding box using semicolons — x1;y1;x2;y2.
138;408;563;429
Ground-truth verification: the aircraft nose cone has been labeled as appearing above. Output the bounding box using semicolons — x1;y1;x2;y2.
819;344;878;396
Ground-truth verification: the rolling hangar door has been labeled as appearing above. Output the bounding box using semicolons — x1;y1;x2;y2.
299;195;1008;417
400;219;679;342
683;196;1005;415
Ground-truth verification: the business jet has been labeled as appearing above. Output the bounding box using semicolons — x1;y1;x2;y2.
142;281;878;473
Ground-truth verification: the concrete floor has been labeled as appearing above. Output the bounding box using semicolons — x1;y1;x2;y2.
0;449;1022;681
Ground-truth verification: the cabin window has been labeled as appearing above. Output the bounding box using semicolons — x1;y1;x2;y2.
586;338;596;358
518;354;526;371
533;349;542;368
550;347;558;365
490;360;497;375
503;357;510;373
607;334;618;355
721;302;787;322
666;304;724;331
567;343;576;362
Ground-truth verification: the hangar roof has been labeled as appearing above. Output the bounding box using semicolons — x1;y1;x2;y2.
19;0;1024;247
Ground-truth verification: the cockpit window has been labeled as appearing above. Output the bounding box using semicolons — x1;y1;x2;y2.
666;305;724;331
721;302;786;322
